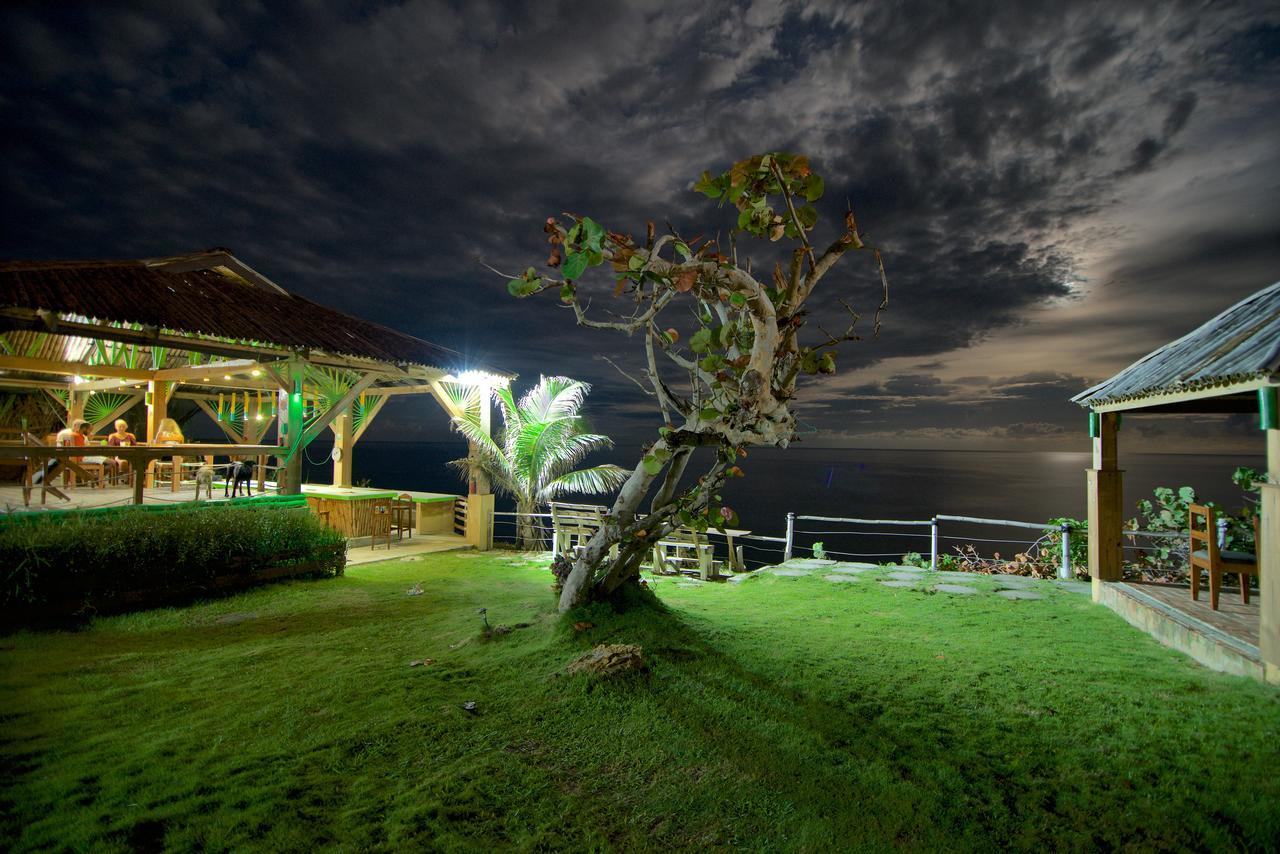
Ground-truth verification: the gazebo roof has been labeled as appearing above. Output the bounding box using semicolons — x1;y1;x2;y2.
1073;281;1280;411
0;250;508;378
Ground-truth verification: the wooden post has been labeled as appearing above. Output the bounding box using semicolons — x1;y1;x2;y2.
332;405;354;488
67;389;85;429
1087;411;1123;601
277;360;306;495
145;379;168;488
465;493;495;550
1260;427;1279;685
468;382;493;495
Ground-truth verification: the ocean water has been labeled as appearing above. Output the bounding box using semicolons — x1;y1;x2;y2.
300;440;1264;565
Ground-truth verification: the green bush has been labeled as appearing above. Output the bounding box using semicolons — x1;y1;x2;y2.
0;503;346;615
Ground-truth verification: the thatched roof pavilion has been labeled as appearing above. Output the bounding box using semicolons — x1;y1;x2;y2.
0;250;509;528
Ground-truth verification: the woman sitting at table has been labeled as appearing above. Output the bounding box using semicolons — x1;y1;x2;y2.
154;417;184;445
107;419;137;447
107;419;137;484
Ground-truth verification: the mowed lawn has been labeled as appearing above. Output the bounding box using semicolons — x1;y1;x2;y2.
2;553;1278;851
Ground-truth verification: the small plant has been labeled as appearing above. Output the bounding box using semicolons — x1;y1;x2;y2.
899;551;929;569
812;541;826;560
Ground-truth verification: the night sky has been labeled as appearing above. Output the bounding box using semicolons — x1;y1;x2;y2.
2;1;1277;454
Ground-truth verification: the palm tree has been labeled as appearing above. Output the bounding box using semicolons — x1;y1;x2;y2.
447;376;628;549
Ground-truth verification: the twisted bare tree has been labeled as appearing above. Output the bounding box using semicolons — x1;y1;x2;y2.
499;153;889;611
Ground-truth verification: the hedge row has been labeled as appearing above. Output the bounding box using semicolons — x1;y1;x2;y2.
0;502;347;617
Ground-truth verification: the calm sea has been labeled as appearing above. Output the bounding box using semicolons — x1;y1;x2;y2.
301;440;1264;566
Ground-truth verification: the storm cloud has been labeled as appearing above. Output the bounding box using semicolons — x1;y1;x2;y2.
1;0;1276;451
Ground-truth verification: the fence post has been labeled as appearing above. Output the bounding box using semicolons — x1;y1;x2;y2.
1059;522;1071;580
784;512;795;562
930;517;939;570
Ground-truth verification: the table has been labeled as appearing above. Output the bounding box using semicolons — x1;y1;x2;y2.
710;528;752;573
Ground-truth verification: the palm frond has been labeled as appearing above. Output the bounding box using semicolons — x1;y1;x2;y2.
539;465;630;501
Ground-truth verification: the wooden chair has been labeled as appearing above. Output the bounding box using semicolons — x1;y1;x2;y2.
371;498;394;550
652;527;717;580
391;498;414;541
1188;504;1258;610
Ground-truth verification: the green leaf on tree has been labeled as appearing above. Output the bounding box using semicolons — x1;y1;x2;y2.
642;455;664;476
803;174;824;202
582;217;605;250
729;293;746;308
698;406;719;421
689;328;714;353
796;205;818;229
561;252;588;281
694;171;721;199
675;241;692;261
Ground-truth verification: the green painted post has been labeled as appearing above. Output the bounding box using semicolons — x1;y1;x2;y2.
1261;388;1279;430
1088;411;1100;438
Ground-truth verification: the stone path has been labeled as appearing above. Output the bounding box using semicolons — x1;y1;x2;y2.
932;583;980;595
750;558;1088;602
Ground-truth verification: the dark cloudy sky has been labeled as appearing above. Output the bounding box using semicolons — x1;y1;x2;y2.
2;0;1277;454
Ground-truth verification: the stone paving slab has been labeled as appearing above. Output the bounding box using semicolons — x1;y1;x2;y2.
879;580;918;588
1054;581;1092;595
887;570;927;581
981;575;1041;588
831;561;881;570
769;568;813;577
995;589;1044;600
782;559;837;569
823;574;861;583
932;583;980;595
827;565;874;575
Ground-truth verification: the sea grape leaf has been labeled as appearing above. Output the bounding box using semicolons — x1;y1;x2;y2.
561;252;588;281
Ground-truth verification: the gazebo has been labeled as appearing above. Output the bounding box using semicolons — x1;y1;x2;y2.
0;250;510;545
1073;281;1278;683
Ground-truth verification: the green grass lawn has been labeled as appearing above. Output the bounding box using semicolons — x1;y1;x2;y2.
3;553;1278;851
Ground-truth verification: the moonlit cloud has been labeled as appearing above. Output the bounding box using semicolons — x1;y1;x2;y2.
1;0;1276;453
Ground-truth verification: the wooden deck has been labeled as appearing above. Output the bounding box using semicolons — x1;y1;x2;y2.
1098;580;1263;680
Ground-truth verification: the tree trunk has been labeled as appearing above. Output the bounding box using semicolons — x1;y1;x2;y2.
516;498;541;550
556;440;731;613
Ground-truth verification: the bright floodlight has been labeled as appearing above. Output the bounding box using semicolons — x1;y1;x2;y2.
448;370;508;386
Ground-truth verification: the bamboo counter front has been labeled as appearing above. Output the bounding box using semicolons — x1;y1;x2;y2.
300;485;459;537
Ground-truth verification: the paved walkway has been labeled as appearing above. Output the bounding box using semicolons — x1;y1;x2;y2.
752;558;1091;600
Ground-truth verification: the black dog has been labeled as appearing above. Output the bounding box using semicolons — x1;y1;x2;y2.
226;460;255;498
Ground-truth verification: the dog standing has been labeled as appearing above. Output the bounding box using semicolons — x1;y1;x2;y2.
194;465;215;501
226;460;255;498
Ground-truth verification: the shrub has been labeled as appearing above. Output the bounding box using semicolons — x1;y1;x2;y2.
0;503;346;616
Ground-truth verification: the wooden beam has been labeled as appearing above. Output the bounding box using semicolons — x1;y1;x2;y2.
300;372;381;448
89;392;144;434
0;354;152;381
352;395;388;443
429;380;463;419
154;359;260;381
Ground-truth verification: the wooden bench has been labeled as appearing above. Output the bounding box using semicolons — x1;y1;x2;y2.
652;527;717;580
551;501;607;556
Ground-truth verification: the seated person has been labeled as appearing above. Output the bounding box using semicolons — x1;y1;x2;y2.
54;419;110;485
107;419;137;447
107;419;137;483
154;417;184;445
